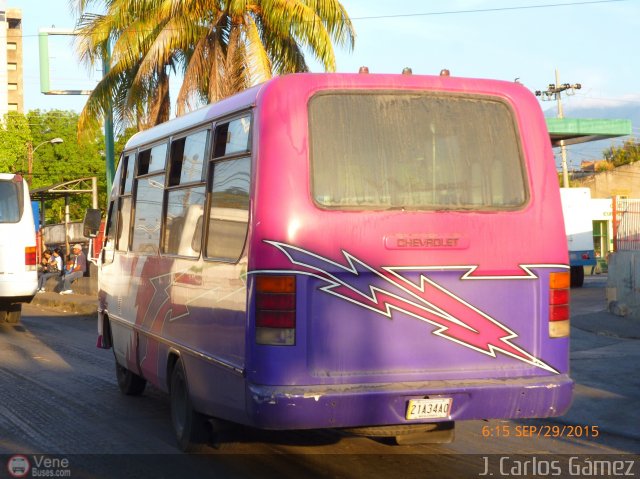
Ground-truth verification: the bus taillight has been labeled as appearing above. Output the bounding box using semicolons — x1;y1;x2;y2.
548;272;570;338
25;246;37;271
255;275;296;346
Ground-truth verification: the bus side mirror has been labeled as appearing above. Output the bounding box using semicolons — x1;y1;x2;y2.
83;208;102;238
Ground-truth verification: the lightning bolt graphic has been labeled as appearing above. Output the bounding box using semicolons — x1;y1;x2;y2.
263;241;559;374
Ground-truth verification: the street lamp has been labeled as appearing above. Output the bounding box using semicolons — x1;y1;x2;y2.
27;138;64;185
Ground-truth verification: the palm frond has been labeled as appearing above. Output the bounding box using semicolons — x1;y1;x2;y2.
74;0;355;130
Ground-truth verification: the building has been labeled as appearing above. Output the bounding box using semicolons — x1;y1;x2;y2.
546;117;635;274
572;161;640;199
0;2;23;116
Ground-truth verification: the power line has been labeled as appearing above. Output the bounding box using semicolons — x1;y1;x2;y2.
536;69;582;187
575;95;640;105
349;0;630;20
5;0;631;38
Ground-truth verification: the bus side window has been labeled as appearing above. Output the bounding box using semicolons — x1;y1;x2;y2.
116;196;132;252
164;187;206;257
131;175;165;254
205;157;251;262
103;200;117;264
163;129;208;257
213;117;250;158
138;143;168;176
115;153;134;252
122;153;135;194
0;180;22;223
169;130;207;186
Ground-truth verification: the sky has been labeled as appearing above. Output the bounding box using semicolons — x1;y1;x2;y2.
9;0;640;161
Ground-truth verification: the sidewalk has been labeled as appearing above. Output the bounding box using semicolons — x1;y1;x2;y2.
558;275;640;442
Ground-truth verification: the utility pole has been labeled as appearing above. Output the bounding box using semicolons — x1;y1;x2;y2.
103;43;115;197
535;69;581;187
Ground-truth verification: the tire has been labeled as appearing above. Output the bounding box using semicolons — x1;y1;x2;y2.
170;358;209;452
395;422;455;445
115;360;147;396
0;304;21;324
343;421;455;445
6;304;21;324
570;266;584;288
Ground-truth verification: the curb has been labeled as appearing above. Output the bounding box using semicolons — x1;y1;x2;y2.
31;293;97;316
572;310;640;340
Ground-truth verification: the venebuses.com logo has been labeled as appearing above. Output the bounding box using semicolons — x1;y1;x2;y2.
5;455;71;478
6;455;30;478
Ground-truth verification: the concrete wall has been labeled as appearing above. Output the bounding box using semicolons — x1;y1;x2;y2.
43;262;98;295
42;222;87;246
607;251;640;320
573;162;640;199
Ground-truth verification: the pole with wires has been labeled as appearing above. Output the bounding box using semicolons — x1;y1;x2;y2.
535;70;582;187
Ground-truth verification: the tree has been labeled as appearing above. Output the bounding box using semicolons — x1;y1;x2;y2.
27;110;106;223
114;126;138;161
0;112;32;172
74;0;355;133
0;110;106;223
603;138;640;168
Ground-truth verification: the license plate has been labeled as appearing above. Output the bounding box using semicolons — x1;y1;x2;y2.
406;398;452;420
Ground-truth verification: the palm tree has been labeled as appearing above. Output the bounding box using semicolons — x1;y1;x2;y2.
74;0;355;133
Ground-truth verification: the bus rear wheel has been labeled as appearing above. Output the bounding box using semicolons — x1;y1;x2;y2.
170;358;209;452
0;304;21;323
570;266;584;288
343;421;455;445
115;360;147;396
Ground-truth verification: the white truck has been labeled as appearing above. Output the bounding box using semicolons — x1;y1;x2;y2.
560;187;597;288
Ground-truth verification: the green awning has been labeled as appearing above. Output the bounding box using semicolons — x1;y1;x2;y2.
546;118;632;147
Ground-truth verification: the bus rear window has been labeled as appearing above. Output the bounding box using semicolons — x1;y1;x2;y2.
0;179;23;223
309;92;528;210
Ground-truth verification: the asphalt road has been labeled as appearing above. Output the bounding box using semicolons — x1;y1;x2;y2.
0;283;638;479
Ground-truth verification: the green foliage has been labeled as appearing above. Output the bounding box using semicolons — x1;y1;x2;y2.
1;110;107;224
603;138;640;168
0;112;32;172
595;161;614;172
75;0;355;132
115;126;139;161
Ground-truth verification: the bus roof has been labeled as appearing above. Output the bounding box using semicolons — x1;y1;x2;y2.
124;72;535;151
124;82;265;151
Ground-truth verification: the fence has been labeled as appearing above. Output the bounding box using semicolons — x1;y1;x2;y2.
615;198;640;251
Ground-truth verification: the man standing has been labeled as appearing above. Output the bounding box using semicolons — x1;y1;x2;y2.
59;244;87;295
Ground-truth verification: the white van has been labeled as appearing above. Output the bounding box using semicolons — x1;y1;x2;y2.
0;174;37;323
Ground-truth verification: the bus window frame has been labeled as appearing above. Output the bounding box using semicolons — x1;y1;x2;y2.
115;151;135;252
307;90;530;212
203;111;253;265
121;152;136;195
126;140;169;255
102;198;117;264
103;155;124;261
0;178;24;224
167;127;210;187
131;172;166;255
162;126;211;259
137;141;169;177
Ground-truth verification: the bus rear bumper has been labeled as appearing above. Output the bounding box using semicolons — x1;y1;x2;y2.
246;374;574;430
0;276;37;302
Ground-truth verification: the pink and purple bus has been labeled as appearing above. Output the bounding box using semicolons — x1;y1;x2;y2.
97;71;573;450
